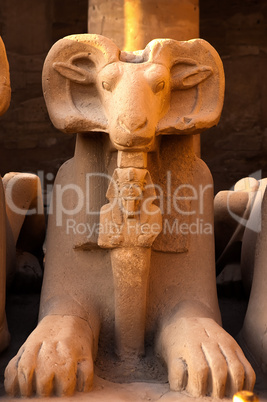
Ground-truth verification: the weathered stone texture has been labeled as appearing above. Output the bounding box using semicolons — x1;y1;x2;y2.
4;34;256;398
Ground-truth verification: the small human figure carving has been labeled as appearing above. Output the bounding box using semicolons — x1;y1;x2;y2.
98;151;162;358
4;34;255;398
98;152;162;249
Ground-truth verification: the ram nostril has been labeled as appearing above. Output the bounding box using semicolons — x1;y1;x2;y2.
136;118;148;131
118;118;148;133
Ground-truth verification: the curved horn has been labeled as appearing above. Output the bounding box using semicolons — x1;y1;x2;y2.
144;38;225;135
0;37;11;116
42;34;121;134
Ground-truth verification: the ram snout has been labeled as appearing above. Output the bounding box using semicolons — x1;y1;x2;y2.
109;112;151;150
99;62;170;151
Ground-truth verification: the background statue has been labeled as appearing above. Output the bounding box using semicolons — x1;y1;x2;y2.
0;36;11;352
0;37;45;354
215;176;267;378
5;34;255;398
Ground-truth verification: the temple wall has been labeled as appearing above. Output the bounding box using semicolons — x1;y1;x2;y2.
0;0;87;180
0;0;266;194
200;0;267;193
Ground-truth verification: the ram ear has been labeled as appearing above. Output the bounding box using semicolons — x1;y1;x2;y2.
42;34;120;134
148;38;225;135
171;59;213;90
0;36;11;116
53;60;95;84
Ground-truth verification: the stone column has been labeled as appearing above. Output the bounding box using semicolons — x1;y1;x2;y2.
88;0;200;154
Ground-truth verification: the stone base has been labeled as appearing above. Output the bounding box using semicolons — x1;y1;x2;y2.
1;375;267;402
0;376;234;402
1;290;267;401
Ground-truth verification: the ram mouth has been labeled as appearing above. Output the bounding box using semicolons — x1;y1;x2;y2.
112;139;154;152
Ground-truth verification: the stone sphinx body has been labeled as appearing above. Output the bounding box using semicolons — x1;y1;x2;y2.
5;34;255;398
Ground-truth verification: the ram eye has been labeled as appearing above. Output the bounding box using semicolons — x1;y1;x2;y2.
154;80;165;93
102;81;112;91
